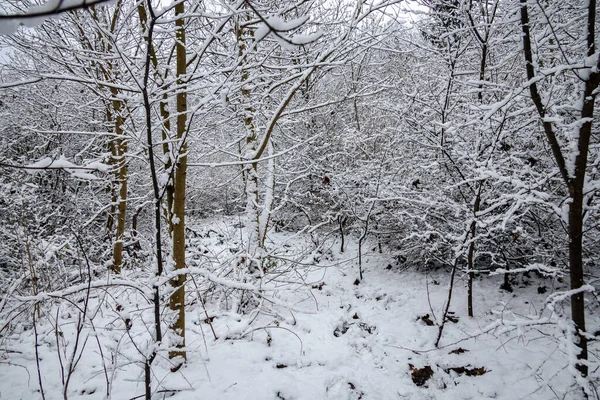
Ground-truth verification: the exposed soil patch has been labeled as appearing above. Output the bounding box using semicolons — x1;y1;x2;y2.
409;364;434;387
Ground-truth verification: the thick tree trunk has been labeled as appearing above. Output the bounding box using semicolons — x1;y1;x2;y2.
169;0;187;368
567;187;588;376
237;15;263;255
105;105;117;237
109;93;127;274
258;141;274;249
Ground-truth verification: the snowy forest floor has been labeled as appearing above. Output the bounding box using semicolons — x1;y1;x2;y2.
1;218;599;400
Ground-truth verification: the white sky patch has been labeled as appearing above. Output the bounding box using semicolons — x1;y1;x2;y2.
0;0;115;35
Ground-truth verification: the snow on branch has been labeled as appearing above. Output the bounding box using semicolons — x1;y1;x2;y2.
0;73;136;91
159;267;265;292
489;263;564;278
9;278;150;303
246;2;323;49
255;15;310;41
0;156;111;180
545;285;596;313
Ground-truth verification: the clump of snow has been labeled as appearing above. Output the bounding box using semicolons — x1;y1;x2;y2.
25;156;53;170
83;161;110;173
26;155;74;171
255;14;322;48
255;15;310;41
289;32;324;45
25;155;107;180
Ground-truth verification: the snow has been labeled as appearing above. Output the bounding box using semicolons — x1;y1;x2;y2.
71;171;99;180
255;23;270;42
256;15;311;41
254;15;321;48
267;15;309;32
580;52;600;79
83;161;111;173
0;219;597;399
25;156;108;179
584;52;599;68
490;262;563;278
26;155;76;171
25;156;53;170
290;32;324;46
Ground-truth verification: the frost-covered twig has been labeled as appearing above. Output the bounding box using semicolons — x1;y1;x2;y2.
241;325;304;355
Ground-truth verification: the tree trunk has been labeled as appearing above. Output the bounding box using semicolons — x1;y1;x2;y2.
236;13;263;258
258;141;274;249
105;105;117;238
160;93;174;236
110;93;127;275
567;185;588;376
169;0;187;368
338;215;346;253
467;184;482;317
137;3;174;236
138;2;165;396
83;3;127;275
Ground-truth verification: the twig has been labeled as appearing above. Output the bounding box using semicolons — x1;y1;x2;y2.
241;325;303;355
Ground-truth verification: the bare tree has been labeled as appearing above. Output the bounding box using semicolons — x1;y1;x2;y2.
519;0;600;376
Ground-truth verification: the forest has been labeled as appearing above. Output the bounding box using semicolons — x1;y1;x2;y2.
0;0;599;399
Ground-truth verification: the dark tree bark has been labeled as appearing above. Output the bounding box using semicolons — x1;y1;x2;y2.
467;184;481;318
338;215;346;253
139;1;164;397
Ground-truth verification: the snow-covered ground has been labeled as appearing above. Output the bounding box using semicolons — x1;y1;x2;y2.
1;221;597;399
